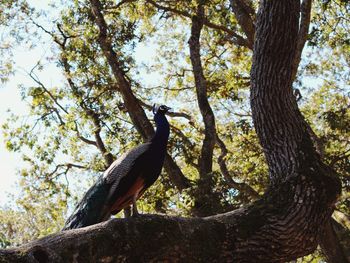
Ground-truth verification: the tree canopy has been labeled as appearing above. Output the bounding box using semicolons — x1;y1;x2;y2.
0;0;349;262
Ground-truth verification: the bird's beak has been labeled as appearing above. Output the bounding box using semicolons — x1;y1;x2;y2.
165;106;172;113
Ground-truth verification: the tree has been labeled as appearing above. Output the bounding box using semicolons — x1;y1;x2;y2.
0;0;349;262
0;0;32;83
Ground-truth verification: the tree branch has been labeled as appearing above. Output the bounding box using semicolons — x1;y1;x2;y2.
138;99;194;122
251;1;341;260
0;164;341;263
188;3;221;216
56;35;115;167
291;0;312;80
170;124;199;170
86;109;115;166
188;3;216;178
47;163;87;179
28;64;68;115
145;0;251;48
230;0;256;48
29;21;115;166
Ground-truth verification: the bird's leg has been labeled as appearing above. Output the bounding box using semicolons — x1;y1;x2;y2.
132;195;139;216
124;206;131;218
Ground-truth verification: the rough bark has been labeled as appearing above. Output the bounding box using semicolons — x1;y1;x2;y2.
251;2;341;261
284;1;349;260
0;1;342;262
89;0;190;191
252;0;315;184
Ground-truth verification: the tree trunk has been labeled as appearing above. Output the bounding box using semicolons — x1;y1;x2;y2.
0;1;341;262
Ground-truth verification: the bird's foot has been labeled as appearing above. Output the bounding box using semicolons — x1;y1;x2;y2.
132;211;141;217
132;206;140;217
132;196;140;217
124;207;131;218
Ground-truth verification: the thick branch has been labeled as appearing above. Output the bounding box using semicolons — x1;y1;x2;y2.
90;0;153;138
188;4;216;179
0;168;341;263
251;0;314;182
188;4;221;216
230;0;256;48
250;0;341;260
0;215;233;262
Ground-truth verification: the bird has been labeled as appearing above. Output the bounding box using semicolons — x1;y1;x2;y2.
63;104;171;230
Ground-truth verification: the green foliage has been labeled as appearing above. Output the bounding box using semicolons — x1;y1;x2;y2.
0;193;66;248
0;0;34;83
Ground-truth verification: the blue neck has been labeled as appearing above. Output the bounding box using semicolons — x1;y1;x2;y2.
151;113;170;145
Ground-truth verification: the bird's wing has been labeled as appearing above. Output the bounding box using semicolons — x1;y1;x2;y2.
100;143;151;218
103;142;151;204
62;143;151;230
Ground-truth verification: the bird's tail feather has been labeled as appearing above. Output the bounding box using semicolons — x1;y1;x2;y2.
62;176;111;230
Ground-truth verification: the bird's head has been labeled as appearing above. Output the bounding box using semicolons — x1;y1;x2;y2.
152;104;171;115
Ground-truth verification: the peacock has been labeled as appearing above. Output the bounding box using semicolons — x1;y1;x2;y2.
63;104;171;230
